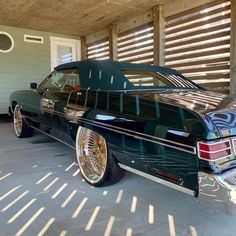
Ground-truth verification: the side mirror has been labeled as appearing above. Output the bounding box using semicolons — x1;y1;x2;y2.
29;83;38;89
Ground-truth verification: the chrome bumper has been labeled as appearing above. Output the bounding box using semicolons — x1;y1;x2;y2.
198;169;236;212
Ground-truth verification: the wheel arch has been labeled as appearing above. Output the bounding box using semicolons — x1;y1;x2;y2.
11;100;18;113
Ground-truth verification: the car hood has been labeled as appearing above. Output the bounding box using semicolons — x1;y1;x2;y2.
135;89;236;138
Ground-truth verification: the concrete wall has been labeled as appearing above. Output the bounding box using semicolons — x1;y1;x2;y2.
0;25;80;114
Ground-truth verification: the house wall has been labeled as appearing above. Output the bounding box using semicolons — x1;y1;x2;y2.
0;25;80;114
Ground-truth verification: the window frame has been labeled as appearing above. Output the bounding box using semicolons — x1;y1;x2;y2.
38;68;81;92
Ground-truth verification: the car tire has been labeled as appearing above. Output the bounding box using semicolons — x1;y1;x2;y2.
76;127;125;187
13;104;34;138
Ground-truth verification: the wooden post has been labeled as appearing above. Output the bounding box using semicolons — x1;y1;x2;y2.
80;36;87;60
230;0;236;94
153;6;165;66
109;24;118;61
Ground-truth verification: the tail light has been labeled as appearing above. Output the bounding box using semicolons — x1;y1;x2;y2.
197;140;232;161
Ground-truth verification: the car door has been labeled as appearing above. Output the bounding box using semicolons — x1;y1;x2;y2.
39;68;81;144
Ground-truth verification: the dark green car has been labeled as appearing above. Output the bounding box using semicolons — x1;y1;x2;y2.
10;60;236;207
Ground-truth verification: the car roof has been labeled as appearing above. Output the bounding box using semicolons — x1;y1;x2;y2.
54;60;200;91
55;59;181;75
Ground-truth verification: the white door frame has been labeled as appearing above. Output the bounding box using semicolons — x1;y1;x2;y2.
50;36;81;71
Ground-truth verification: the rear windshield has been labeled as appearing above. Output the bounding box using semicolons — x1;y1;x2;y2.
123;70;198;89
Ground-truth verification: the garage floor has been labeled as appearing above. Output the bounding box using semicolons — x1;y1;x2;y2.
0;118;236;236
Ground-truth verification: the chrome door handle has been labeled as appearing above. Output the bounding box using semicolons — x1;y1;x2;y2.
41;98;55;112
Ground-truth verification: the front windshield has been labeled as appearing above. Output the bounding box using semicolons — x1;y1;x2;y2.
123;70;199;89
38;69;80;91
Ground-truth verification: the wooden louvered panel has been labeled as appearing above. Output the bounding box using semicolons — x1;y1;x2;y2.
87;37;110;60
124;56;154;64
88;52;110;59
87;49;109;57
118;48;153;60
167;3;231;29
166;48;230;62
87;37;109;48
118;40;154;54
118;42;153;55
166;31;230;49
188;73;230;81
166;0;228;21
118;30;154;45
168;57;230;68
166;13;230;36
201;81;229;88
165;0;231;94
165;39;230;56
165;22;230;43
118;22;153;38
87;44;109;53
118;23;154;64
180;65;229;74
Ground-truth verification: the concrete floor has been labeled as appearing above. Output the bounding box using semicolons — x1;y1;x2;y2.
0;118;236;236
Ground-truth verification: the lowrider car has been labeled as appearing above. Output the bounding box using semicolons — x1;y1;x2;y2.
10;60;236;206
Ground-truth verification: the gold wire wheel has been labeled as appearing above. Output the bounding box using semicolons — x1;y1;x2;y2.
77;128;108;184
14;105;23;137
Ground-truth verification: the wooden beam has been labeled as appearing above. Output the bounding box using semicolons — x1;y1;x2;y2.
230;0;236;94
85;28;109;45
80;36;87;60
117;11;153;35
163;0;215;18
109;24;118;60
153;6;165;66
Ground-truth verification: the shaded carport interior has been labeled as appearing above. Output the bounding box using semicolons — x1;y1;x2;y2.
1;0;236;236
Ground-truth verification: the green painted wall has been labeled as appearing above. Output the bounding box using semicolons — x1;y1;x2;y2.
0;25;80;114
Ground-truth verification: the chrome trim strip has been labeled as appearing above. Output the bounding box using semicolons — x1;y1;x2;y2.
200;147;231;154
56;109;196;154
118;163;195;196
81;119;196;154
198;140;231;146
51;109;196;153
198;154;232;162
19;102;196;154
23;118;76;150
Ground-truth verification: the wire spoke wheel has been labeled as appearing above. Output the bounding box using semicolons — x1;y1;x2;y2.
77;128;107;184
14;105;23;136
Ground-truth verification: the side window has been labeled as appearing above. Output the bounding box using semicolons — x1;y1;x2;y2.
123;71;172;87
63;71;81;91
39;69;80;92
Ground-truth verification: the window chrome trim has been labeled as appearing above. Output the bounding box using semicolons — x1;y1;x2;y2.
118;164;195;196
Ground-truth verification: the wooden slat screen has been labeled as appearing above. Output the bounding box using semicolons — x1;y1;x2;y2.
165;0;231;94
87;37;110;60
118;23;154;64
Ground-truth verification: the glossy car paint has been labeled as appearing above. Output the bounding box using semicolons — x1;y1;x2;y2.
10;60;236;196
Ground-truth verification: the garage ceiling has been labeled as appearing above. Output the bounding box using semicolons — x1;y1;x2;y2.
0;0;171;36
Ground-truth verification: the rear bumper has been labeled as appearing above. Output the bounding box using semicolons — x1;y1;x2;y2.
198;169;236;211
